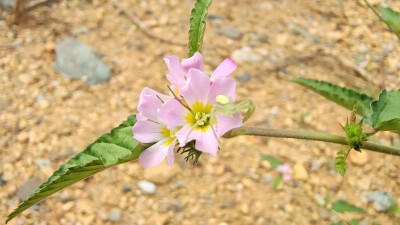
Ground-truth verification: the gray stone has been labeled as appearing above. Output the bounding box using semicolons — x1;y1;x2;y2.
0;0;14;11
17;177;42;201
214;27;243;40
208;14;222;23
122;184;132;193
34;158;52;170
311;160;324;172
268;106;279;116
0;173;5;186
249;33;268;43
235;72;251;82
365;190;393;212
232;47;262;63
137;180;156;194
109;208;122;222
54;38;112;85
169;199;184;212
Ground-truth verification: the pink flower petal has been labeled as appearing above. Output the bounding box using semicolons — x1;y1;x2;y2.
137;95;163;122
180;68;211;106
175;125;194;147
140;87;169;102
193;129;219;156
164;55;186;87
136;112;147;121
210;58;237;80
277;163;291;174
176;125;219;155
283;174;292;182
208;78;236;104
215;113;242;137
139;139;170;168
181;52;204;74
166;139;176;168
158;98;189;129
133;120;163;143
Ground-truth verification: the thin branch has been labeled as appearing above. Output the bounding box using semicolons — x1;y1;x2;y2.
224;126;400;156
111;0;186;46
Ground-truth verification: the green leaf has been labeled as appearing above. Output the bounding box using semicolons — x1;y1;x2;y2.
351;218;359;225
332;200;365;213
188;0;213;57
260;154;282;169
6;115;148;223
371;90;400;132
335;147;350;176
379;7;400;33
273;175;282;190
324;195;331;208
291;78;374;123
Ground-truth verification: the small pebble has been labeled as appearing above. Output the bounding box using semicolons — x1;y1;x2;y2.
0;173;5;186
235;72;251;82
208;14;222;23
109;208;122;222
137;180;156;194
122;184;132;193
214;26;243;40
364;190;393;212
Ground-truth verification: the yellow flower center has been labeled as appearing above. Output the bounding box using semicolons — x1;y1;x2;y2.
160;127;176;146
185;102;213;131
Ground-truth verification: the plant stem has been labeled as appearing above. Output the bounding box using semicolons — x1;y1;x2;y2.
363;0;400;41
224;126;400;156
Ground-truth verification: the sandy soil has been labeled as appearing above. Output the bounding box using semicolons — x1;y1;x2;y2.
1;0;400;224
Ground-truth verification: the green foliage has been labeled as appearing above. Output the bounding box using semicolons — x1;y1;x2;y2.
335;147;351;176
379;7;400;34
6;115;148;223
332;200;365;213
350;219;360;225
324;195;331;208
260;154;282;169
342;119;364;151
291;78;374;123
273;175;282;190
188;0;213;57
371;90;400;133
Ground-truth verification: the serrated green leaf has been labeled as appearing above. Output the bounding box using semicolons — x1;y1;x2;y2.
371;90;400;133
188;0;213;57
332;200;365;213
6;115;148;223
379;7;400;33
260;154;282;169
292;78;374;123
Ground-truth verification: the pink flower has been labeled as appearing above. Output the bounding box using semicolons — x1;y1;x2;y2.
136;87;169;121
133;90;176;168
276;163;292;182
133;53;244;168
159;68;242;155
164;52;237;92
164;52;204;93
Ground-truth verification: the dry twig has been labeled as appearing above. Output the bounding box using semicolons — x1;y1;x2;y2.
111;0;186;46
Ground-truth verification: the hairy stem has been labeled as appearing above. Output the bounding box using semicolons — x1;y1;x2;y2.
224;126;400;156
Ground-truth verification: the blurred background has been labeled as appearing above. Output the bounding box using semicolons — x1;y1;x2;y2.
0;0;399;224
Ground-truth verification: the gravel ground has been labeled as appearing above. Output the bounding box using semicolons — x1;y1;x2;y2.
1;0;400;224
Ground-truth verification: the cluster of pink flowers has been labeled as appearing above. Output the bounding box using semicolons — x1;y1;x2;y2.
276;163;292;182
133;52;243;168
